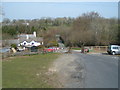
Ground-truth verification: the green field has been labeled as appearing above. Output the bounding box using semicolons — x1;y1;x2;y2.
2;53;59;88
71;47;81;50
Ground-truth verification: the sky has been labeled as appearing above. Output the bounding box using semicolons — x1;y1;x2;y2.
1;2;118;21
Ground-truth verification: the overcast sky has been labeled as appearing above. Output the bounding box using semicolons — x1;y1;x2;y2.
2;2;118;21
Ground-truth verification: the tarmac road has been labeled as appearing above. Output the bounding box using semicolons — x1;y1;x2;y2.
74;53;119;88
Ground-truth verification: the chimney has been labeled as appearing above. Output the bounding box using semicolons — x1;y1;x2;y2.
33;31;36;37
26;35;29;39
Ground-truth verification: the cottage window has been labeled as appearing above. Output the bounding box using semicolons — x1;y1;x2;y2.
24;43;26;45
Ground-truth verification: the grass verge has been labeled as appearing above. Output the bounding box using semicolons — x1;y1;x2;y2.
2;53;59;88
71;47;81;50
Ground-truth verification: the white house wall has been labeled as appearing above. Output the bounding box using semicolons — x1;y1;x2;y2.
20;40;42;47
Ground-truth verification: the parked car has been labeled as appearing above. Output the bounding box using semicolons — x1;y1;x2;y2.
107;45;120;55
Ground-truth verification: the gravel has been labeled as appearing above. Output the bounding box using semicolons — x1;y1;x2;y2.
49;53;85;88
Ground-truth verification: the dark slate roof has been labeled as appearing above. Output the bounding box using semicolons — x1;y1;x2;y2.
3;39;19;45
19;37;43;43
2;37;43;45
18;34;35;38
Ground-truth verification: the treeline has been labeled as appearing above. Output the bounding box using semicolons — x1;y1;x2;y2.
2;12;119;47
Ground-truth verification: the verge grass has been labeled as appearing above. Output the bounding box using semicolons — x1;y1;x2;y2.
2;53;59;88
71;47;81;50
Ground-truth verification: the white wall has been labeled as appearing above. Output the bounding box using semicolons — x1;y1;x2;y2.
20;40;41;46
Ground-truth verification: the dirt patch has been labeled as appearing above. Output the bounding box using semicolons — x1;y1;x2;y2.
48;53;85;88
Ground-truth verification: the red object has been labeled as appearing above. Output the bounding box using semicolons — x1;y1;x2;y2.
44;47;55;52
84;48;89;52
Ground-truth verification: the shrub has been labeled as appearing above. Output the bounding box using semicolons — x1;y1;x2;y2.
11;44;17;49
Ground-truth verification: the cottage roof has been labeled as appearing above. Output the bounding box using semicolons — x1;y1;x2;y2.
18;34;35;38
19;37;43;43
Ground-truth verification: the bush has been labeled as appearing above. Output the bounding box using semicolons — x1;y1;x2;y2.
38;45;45;49
47;41;58;47
11;44;17;49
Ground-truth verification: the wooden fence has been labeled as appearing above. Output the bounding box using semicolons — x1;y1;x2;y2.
85;46;108;52
1;48;64;59
1;49;45;59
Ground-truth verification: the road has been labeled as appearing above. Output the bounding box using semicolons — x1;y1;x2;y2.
74;53;118;88
52;52;119;88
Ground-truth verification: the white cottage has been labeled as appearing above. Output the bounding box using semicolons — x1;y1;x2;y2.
18;31;43;47
20;40;41;47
